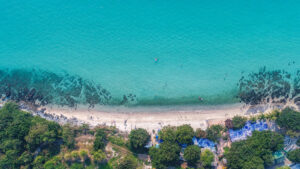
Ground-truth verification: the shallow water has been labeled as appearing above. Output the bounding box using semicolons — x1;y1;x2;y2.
0;0;299;106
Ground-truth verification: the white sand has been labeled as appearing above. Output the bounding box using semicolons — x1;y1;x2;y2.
2;99;296;132
43;103;257;132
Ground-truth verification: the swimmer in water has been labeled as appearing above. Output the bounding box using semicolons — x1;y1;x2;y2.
198;96;203;101
154;58;159;63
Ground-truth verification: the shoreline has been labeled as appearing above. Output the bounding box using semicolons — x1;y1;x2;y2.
41;103;289;132
2;100;298;132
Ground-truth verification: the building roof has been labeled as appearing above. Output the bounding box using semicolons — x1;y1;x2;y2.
273;151;284;159
229;120;270;142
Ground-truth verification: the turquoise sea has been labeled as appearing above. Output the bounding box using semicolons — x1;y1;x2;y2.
0;0;299;106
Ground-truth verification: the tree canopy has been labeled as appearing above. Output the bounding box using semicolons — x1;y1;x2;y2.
297;138;300;147
200;149;214;168
277;166;291;169
226;131;284;169
62;124;76;149
93;128;107;151
232;115;247;130
184;145;201;166
0;102;140;169
129;128;150;152
195;128;206;138
176;124;194;145
287;149;300;163
149;141;181;169
159;126;177;143
0;102;62;169
116;155;138;169
206;125;224;142
0;101;295;169
276;108;300;131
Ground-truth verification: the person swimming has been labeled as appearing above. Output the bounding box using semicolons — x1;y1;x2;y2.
154;58;159;63
198;96;203;101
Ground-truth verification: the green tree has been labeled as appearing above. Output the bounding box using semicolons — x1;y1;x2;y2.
249;116;257;123
25;122;60;151
0;102;32;153
195;128;206;138
149;141;181;169
176;124;194;145
33;155;46;169
116;155;138;169
200;149;214;168
0;102;62;168
159;126;177;143
159;141;181;165
286;130;299;138
184;145;201;165
18;151;33;167
62;124;76;149
63;153;72;162
276;108;300;131
71;151;80;161
297;138;300;146
287;149;300;163
242;156;264;169
79;123;90;135
277;166;291;169
70;163;84;169
92;150;106;163
0;150;19;168
93;129;107;151
79;150;88;161
232;115;247;130
1;102;19;112
44;156;66;169
226;131;284;169
206;125;224;142
149;148;166;169
129;128;150;152
0;139;22;152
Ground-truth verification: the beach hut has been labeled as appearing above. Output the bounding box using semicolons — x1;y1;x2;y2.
192;137;198;145
192;137;216;152
144;140;153;148
229;120;270;142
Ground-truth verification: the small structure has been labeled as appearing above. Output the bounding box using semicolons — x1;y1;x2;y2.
152;129;163;148
144;140;153;148
225;119;233;129
193;137;216;152
284;136;298;152
273;151;285;165
155;134;163;144
229;120;270;142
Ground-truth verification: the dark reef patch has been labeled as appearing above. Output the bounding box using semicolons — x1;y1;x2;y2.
0;69;112;107
238;67;300;105
1;67;300;108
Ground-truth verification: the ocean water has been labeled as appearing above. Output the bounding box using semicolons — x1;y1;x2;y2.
0;0;299;106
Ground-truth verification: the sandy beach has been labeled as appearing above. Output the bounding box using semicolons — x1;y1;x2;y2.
42;103;280;132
